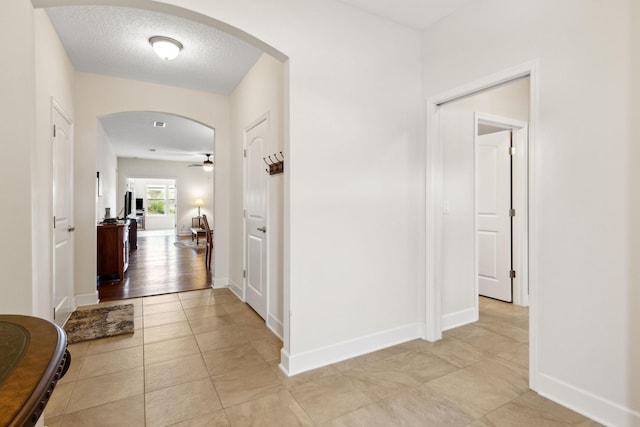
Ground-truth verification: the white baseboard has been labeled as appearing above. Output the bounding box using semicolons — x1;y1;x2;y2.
76;291;99;306
537;373;640;427
228;279;243;300
442;307;478;331
279;348;291;375
267;314;284;340
213;277;229;288
282;323;423;376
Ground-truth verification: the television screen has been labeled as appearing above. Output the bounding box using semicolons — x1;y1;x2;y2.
136;198;143;210
124;191;132;218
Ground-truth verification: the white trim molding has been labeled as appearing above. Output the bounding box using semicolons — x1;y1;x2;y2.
75;291;99;307
267;314;284;340
213;277;230;288
227;279;242;298
442;307;478;331
279;348;291;375
280;323;423;376
537;374;640;427
424;99;443;342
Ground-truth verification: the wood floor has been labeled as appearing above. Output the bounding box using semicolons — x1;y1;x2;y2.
98;233;213;301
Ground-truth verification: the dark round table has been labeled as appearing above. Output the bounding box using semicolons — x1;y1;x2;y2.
0;315;69;427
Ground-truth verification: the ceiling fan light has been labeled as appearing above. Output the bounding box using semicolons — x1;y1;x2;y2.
202;160;214;172
149;36;182;60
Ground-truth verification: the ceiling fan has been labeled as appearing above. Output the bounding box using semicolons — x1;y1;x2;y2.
188;153;214;172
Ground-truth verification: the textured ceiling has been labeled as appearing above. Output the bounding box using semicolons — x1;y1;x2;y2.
99;112;214;164
45;5;261;161
338;0;473;30
45;5;263;95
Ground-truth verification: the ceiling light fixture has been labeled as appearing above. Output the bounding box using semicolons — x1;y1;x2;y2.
149;36;183;60
202;158;214;172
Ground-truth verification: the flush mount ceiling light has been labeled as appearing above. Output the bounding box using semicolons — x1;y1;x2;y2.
149;36;183;60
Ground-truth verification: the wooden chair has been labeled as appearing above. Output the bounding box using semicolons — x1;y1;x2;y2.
200;214;213;270
192;217;201;228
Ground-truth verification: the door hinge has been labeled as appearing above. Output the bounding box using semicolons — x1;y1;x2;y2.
509;208;516;217
243;269;246;278
509;270;516;279
509;146;516;156
243;149;247;158
53;124;56;137
243;209;246;218
53;216;56;228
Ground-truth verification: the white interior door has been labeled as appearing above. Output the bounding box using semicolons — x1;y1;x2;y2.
245;117;268;320
477;130;512;302
52;103;74;326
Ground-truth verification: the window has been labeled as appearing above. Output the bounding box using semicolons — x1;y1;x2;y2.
146;184;176;215
168;185;176;214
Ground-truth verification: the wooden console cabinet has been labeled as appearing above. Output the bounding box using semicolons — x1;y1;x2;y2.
97;221;130;281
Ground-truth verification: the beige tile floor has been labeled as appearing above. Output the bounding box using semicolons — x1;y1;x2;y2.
45;290;600;426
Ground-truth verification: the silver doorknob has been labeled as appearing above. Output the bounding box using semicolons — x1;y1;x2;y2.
257;226;267;233
67;226;76;232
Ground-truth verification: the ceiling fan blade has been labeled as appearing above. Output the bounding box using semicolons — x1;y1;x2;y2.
186;153;215;169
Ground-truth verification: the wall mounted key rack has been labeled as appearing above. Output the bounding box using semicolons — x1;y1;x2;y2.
263;151;284;175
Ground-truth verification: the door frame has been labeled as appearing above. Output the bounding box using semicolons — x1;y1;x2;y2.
242;113;270;311
425;60;540;390
474;113;529;307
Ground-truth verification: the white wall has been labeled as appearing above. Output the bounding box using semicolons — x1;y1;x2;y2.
150;0;423;373
73;72;230;301
0;1;36;315
422;1;637;425
30;9;76;319
230;53;284;336
33;0;423;379
440;79;529;322
117;160;214;236
96;121;117;222
630;0;640;416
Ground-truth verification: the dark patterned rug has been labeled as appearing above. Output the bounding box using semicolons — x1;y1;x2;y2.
64;304;134;344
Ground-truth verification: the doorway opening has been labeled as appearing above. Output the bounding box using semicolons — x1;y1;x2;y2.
425;61;539;390
37;0;290;368
129;178;178;235
475;115;529;306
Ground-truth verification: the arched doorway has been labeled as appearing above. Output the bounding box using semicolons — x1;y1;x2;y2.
33;0;291;363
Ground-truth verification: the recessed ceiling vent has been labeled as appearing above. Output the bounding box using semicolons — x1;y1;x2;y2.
153;121;166;128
